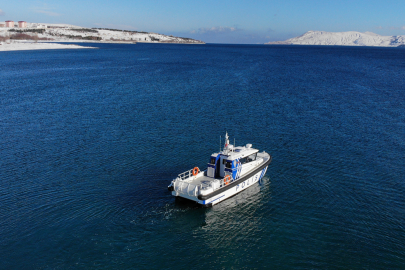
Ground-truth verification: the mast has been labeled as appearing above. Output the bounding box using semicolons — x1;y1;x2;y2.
224;132;229;149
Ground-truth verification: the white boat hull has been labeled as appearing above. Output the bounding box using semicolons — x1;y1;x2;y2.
171;166;268;207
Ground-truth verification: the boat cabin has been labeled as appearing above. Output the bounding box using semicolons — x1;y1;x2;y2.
207;133;259;181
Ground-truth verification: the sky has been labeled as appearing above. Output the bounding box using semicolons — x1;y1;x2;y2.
1;0;405;44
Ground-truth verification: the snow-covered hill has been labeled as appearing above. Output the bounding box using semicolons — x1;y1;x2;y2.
0;22;205;44
266;31;405;47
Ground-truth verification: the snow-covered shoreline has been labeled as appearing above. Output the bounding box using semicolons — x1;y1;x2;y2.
0;39;203;52
0;22;205;45
267;31;405;47
0;41;96;51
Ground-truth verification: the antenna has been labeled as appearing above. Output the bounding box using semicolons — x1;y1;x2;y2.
220;135;221;152
234;138;235;151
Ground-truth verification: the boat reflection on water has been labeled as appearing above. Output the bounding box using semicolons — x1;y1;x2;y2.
191;176;273;251
153;175;274;264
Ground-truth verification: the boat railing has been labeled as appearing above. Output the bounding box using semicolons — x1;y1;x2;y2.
176;168;207;182
177;169;193;181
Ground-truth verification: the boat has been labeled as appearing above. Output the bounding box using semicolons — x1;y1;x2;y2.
168;132;272;207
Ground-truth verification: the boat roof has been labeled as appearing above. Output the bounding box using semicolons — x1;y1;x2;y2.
211;145;259;160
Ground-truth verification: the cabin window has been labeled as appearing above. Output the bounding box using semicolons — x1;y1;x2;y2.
225;161;232;168
210;157;216;165
240;157;247;164
247;153;257;162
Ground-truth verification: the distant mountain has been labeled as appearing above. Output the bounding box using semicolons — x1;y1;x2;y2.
266;31;405;47
0;22;205;44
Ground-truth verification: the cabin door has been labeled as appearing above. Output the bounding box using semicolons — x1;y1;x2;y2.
215;154;221;178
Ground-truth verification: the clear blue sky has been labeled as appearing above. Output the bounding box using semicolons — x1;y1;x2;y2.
1;0;405;44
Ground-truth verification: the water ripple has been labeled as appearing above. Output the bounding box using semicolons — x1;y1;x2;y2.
0;44;404;269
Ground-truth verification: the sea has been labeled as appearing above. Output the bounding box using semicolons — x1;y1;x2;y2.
1;43;404;269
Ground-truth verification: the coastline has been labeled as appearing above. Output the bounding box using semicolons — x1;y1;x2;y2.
0;40;96;51
0;40;205;52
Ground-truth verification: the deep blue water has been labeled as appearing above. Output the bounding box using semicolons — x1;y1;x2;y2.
1;43;404;269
